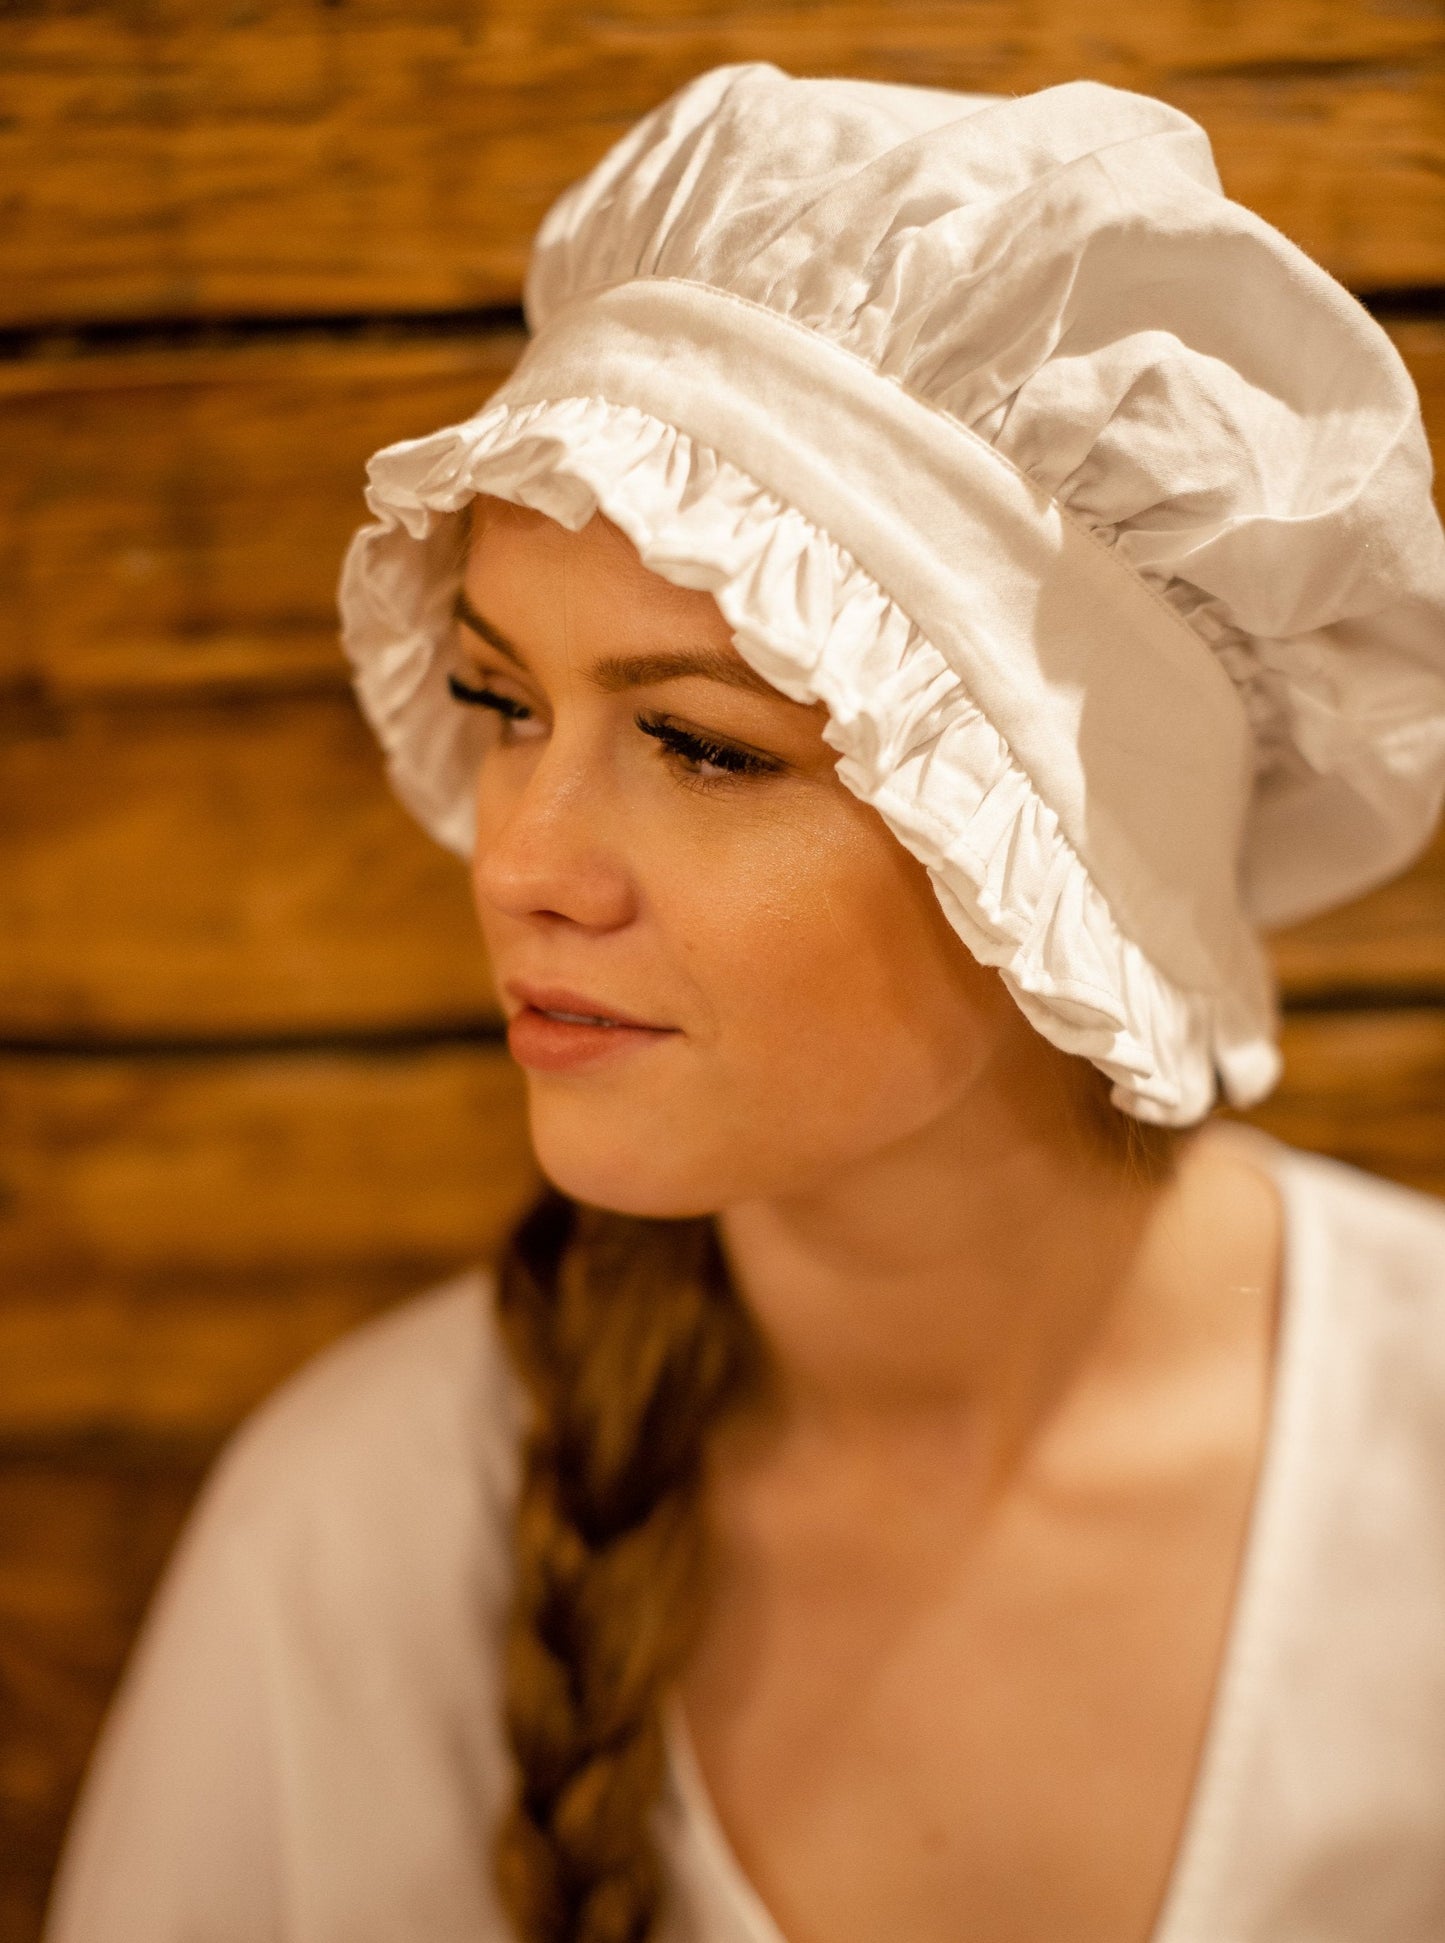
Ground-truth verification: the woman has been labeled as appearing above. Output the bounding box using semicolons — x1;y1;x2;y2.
47;62;1445;1943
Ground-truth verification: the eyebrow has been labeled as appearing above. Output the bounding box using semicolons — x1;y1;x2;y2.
453;589;527;666
452;587;781;700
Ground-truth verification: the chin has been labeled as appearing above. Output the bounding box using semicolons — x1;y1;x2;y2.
524;1090;742;1221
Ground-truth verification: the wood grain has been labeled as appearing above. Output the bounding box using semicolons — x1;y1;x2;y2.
1;333;522;702
0;1;1440;329
0;692;494;1035
1238;1008;1445;1198
0;1043;537;1278
0;1268;463;1446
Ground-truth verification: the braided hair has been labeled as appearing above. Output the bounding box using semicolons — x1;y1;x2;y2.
491;1188;757;1943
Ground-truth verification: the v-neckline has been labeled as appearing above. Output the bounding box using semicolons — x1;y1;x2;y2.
661;1122;1322;1943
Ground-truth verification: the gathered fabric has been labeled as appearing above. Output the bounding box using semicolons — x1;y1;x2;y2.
339;63;1445;1125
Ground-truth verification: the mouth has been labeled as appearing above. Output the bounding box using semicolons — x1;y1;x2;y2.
503;981;677;1072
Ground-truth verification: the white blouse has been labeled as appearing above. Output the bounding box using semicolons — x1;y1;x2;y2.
43;1125;1445;1942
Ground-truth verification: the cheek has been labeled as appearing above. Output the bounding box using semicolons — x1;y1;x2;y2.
475;755;1008;1214
670;795;1001;1144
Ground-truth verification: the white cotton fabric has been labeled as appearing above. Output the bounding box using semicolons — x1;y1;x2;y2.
42;1129;1445;1941
338;64;1445;1126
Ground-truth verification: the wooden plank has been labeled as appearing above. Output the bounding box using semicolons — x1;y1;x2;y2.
0;692;496;1036
1237;1008;1445;1198
0;2;1440;328
1;333;523;702
0;1044;538;1278
0;1269;462;1446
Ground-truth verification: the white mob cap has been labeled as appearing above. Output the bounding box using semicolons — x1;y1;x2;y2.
339;62;1445;1127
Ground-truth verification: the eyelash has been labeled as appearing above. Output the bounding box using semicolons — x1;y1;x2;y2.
446;674;782;784
447;673;532;721
635;712;780;780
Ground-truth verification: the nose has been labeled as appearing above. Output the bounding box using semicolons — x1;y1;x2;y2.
470;736;637;933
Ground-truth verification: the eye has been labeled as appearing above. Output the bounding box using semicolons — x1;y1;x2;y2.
635;711;784;785
446;673;542;738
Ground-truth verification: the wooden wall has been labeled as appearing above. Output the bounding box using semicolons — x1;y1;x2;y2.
1;6;1442;1936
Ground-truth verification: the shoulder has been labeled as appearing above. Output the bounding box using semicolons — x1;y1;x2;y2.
1254;1133;1445;1498
186;1265;524;1618
1196;1140;1445;1911
1266;1135;1445;1310
1219;1126;1445;1478
44;1270;529;1941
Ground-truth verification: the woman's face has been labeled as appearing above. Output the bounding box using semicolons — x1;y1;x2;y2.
458;498;1025;1218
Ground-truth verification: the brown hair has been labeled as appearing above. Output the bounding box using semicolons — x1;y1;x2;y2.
491;1058;1193;1941
491;1188;758;1943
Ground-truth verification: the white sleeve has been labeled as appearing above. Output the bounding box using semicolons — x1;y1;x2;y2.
42;1273;517;1943
43;1460;290;1942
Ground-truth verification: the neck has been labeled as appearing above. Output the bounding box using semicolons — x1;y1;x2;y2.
716;1045;1216;1484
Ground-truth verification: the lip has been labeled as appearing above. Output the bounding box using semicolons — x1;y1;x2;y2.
503;980;678;1073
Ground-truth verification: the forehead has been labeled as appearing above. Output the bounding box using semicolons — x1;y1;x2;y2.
462;497;746;658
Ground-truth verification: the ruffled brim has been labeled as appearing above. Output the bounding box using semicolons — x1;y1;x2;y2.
338;391;1282;1126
